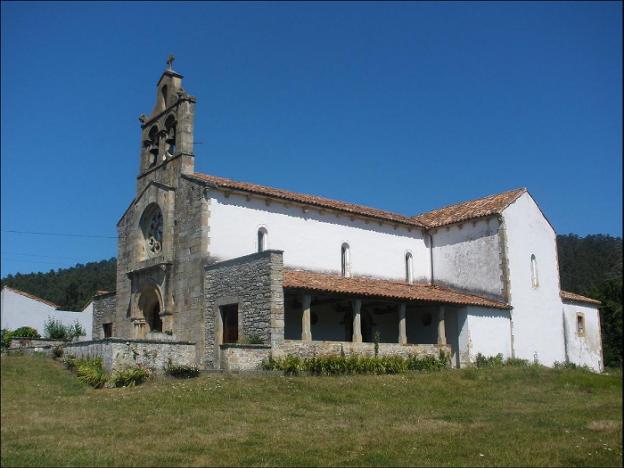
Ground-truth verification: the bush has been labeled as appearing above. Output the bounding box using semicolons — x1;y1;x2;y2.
109;367;150;387
475;353;505;368
51;345;64;359
165;362;200;379
12;326;40;338
62;354;77;371
504;357;530;367
262;353;449;376
76;357;106;388
43;317;86;340
1;329;13;350
553;360;591;371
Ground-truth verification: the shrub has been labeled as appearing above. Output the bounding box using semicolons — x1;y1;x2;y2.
553;360;591;371
52;345;64;359
44;317;69;340
165;362;200;379
475;353;505;368
12;326;40;338
504;357;530;367
263;353;449;376
109;367;150;387
62;354;77;371
76;357;106;388
43;318;85;341
1;329;13;350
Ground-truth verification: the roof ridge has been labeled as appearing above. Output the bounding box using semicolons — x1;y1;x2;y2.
1;285;60;308
413;187;527;219
188;172;427;228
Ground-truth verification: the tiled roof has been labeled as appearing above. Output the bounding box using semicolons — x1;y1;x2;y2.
283;270;510;309
560;290;601;306
412;188;527;228
1;286;60;309
187;173;427;228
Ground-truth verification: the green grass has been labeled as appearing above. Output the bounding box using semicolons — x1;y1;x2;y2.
1;355;622;467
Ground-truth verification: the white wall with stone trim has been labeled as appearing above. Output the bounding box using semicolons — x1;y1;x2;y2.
430;217;504;300
207;190;430;282
503;192;566;366
562;301;603;372
465;306;513;361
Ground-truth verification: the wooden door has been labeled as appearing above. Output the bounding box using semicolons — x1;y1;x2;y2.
221;304;238;343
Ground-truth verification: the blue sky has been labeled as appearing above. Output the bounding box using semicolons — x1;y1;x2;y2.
1;1;621;276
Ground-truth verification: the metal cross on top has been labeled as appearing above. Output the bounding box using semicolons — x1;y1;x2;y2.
167;55;175;70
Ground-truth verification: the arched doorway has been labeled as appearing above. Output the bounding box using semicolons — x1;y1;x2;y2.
138;287;163;333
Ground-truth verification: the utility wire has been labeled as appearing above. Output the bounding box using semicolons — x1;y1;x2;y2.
2;229;119;239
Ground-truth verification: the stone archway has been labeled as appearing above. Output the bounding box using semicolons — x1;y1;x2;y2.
138;286;163;334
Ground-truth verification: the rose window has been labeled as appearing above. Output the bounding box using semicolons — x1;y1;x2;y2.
146;211;163;255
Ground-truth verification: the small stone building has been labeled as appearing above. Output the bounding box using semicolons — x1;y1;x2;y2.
90;59;604;372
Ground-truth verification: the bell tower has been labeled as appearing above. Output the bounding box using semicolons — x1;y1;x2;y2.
137;56;196;193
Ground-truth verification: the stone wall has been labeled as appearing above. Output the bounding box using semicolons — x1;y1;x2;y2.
62;338;196;373
219;344;271;371
7;338;65;356
204;250;284;369
274;340;449;359
92;293;116;340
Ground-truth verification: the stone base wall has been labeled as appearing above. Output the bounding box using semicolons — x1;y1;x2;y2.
62;339;196;373
274;340;450;359
6;338;66;355
219;344;271;371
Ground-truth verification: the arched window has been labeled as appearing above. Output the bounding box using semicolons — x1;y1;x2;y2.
147;125;159;166
161;85;168;107
257;227;268;252
140;203;164;258
530;254;539;288
405;252;413;284
164;115;177;156
341;243;351;277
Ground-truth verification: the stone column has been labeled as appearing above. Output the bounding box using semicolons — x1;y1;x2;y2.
352;299;362;343
398;303;407;345
301;294;312;342
437;305;447;346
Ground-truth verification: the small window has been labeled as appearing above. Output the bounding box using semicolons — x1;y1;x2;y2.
576;313;585;336
103;323;113;339
530;254;539;288
257;227;268;252
341;243;351;277
220;304;239;344
161;85;168;107
405;252;413;284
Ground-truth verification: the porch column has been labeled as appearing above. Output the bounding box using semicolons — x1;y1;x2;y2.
398;303;407;345
301;294;312;342
437;305;447;346
352;299;362;343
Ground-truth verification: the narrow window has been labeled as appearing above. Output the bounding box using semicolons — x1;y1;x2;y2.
257;227;268;252
220;304;239;344
530;254;539;288
103;323;113;338
161;85;168;107
405;252;413;284
576;313;585;336
341;243;351;277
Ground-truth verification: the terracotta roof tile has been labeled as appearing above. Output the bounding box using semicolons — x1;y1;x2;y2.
560;290;601;306
283;270;510;309
1;286;60;309
187;173;427;228
412;188;527;228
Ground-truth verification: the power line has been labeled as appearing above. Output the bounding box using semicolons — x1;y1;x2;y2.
2;229;119;239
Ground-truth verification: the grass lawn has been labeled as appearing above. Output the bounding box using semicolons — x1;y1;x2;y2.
1;355;622;467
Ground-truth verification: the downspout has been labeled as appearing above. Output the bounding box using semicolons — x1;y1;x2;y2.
428;231;434;286
562;308;569;363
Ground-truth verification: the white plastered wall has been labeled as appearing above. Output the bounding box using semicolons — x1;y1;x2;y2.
0;288;92;339
453;305;512;367
431;217;504;300
502;192;566;366
562;301;603;372
207;190;430;282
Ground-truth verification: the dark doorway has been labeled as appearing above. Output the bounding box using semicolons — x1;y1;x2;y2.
147;301;163;332
221;304;238;343
103;323;113;338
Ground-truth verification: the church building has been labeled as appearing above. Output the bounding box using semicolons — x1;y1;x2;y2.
89;59;604;372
